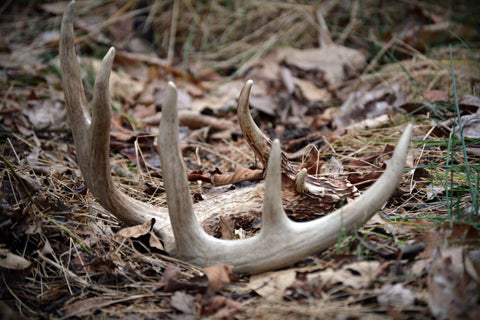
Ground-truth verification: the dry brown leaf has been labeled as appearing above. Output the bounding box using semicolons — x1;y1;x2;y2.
203;263;234;293
115;218;154;239
211;166;264;186
148;232;165;251
160;264;183;291
0;301;19;320
248;269;298;302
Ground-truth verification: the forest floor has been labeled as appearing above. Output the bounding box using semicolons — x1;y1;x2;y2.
1;1;480;319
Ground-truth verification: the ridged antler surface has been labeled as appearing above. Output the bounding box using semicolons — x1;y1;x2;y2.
60;1;412;274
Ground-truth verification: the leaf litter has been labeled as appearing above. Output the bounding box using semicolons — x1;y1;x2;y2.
0;0;479;319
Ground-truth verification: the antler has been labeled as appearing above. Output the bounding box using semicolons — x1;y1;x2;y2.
60;1;412;274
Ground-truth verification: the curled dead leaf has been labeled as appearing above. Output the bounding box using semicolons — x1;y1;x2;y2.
211;166;264;186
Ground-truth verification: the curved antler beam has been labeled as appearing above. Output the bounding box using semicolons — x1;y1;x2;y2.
158;83;411;273
60;1;176;250
60;1;412;274
238;80;360;213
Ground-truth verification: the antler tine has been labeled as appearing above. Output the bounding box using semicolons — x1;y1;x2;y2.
60;1;175;250
59;0;89;136
260;140;292;231
156;78;411;273
237;80;359;202
61;1;412;275
157;82;210;256
237;80;273;166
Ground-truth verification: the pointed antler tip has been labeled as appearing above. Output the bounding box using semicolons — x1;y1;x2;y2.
295;168;307;193
406;123;413;134
103;47;116;64
271;138;279;150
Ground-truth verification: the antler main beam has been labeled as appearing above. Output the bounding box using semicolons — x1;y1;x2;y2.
158;85;411;273
60;1;412;274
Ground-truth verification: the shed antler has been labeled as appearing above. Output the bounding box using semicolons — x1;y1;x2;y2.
60;1;412;274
